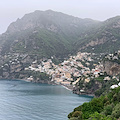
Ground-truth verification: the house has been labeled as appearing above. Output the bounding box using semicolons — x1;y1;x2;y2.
93;70;100;75
110;85;118;89
72;78;80;85
85;78;90;83
104;76;111;81
61;81;71;86
64;72;71;79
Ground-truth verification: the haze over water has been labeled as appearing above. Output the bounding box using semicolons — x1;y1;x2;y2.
0;80;92;120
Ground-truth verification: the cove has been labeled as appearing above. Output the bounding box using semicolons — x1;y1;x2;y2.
0;80;92;120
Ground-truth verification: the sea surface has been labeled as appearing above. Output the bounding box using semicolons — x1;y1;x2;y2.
0;80;92;120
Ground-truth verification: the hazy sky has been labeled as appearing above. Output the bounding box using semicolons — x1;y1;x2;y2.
0;0;120;34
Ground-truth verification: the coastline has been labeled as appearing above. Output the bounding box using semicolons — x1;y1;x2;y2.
20;78;74;91
0;78;94;97
61;84;73;91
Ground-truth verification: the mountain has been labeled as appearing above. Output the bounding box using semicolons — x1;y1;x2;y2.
0;10;120;119
75;16;120;53
0;10;99;59
1;10;120;59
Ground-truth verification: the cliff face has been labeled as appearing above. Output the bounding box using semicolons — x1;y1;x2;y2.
102;52;120;76
103;60;120;76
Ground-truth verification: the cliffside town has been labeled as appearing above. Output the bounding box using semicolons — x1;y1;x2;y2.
24;52;103;87
0;51;120;95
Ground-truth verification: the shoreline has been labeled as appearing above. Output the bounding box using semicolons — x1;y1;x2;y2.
20;79;74;91
61;84;73;91
0;78;94;97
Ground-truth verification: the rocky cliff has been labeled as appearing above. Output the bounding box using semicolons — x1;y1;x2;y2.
103;61;120;76
102;52;120;76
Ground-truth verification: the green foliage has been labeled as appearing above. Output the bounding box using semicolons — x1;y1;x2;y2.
90;97;104;113
68;87;120;120
95;89;104;97
68;112;74;119
112;94;118;102
89;112;115;120
20;70;50;81
1;10;99;58
103;104;114;116
111;103;120;119
95;78;119;97
104;101;110;106
85;79;95;89
74;106;82;112
81;102;93;119
72;111;82;118
1;11;120;60
69;117;79;120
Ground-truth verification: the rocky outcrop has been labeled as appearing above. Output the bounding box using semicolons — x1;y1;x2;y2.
80;37;108;50
103;61;120;76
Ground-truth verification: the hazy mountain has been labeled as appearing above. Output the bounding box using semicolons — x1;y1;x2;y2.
0;10;120;59
0;10;100;58
75;16;120;53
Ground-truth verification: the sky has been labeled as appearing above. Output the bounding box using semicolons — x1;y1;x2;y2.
0;0;120;34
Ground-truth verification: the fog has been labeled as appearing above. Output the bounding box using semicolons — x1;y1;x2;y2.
0;0;120;34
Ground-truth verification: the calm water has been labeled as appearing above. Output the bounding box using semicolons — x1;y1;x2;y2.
0;80;92;120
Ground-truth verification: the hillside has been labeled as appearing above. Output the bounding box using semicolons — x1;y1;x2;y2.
0;11;120;59
75;16;120;54
0;10;99;59
68;86;120;120
0;10;120;120
72;51;120;97
0;10;120;86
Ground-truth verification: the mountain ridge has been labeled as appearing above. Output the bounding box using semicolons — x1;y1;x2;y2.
0;10;100;59
0;10;120;59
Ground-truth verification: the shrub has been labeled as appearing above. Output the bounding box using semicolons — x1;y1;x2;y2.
68;112;74;118
111;103;120;119
103;104;113;116
112;94;117;102
89;112;114;120
104;101;110;106
74;106;82;112
90;97;104;113
69;117;79;120
103;96;109;104
72;111;82;118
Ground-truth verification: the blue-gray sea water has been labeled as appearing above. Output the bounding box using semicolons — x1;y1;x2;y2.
0;80;92;120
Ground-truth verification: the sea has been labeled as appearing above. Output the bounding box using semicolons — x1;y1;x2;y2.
0;80;92;120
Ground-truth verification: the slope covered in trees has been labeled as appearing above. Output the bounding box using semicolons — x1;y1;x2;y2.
0;10;120;60
68;86;120;120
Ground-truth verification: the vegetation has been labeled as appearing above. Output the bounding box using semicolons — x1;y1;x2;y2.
74;72;120;97
1;10;120;60
68;86;120;120
0;10;99;59
19;70;50;81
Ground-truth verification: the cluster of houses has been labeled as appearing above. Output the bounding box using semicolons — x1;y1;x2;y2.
1;51;119;91
25;52;104;87
105;50;120;61
25;51;120;90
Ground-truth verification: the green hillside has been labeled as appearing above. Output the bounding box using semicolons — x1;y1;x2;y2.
68;86;120;120
75;16;120;54
0;10;120;61
0;10;99;59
